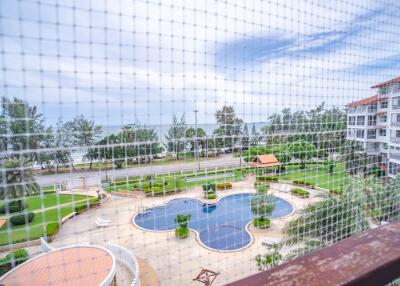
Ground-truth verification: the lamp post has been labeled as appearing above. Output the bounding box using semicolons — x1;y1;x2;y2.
194;109;200;170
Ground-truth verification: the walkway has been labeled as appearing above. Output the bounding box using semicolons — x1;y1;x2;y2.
44;176;321;286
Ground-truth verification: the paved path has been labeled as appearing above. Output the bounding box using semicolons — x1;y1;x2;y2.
37;155;242;186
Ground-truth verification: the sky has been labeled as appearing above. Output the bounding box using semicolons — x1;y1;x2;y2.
1;0;400;127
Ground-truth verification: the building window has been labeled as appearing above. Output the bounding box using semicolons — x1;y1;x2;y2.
367;103;377;113
356;130;365;138
379;129;386;136
367;129;376;139
380;115;387;123
380;100;388;108
357;116;365;125
389;162;399;175
367;115;376;126
380;86;389;95
348;116;355;125
394;83;400;93
393;97;400;109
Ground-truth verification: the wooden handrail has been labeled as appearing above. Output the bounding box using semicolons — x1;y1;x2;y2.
225;221;400;286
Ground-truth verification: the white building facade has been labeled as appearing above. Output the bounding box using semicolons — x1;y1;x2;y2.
347;76;400;179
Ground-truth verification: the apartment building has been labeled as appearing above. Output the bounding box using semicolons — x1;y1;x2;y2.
347;76;400;179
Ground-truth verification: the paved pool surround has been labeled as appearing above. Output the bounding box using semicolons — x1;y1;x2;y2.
133;193;294;251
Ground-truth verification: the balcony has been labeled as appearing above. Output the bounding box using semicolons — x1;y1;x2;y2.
391;153;400;161
393;104;400;110
367;107;378;113
392;121;400;127
391;137;400;144
226;222;400;286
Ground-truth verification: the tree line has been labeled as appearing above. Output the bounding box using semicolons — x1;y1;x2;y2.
0;97;347;171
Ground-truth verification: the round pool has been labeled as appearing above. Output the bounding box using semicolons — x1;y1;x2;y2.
134;193;293;251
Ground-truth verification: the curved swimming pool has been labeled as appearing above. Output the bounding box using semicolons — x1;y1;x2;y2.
134;193;293;251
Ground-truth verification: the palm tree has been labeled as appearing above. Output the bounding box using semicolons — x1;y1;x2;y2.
284;193;370;249
0;158;39;209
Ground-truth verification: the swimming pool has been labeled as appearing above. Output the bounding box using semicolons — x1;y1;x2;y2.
133;193;293;251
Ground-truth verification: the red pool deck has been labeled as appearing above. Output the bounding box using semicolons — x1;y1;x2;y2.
0;246;115;286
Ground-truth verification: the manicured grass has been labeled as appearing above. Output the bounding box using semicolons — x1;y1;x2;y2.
24;194;90;211
0;206;74;246
278;163;349;192
0;194;93;212
0;193;96;246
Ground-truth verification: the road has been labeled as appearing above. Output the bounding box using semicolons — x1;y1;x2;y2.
37;155;242;185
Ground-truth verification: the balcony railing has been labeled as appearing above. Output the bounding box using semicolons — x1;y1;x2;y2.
392;121;400;127
391;137;400;144
225;222;400;286
390;153;400;161
368;107;378;113
393;104;400;110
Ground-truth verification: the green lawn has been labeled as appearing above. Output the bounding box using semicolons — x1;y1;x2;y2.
277;163;349;192
24;194;90;211
0;206;76;246
0;193;96;246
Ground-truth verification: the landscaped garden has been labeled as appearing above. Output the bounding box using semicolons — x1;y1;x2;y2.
0;192;98;246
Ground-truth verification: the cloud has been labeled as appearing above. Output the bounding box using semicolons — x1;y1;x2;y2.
1;0;400;127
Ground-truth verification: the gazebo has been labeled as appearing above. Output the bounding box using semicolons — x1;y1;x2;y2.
249;154;281;174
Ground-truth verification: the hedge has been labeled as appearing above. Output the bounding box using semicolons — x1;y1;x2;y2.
256;175;278;182
46;222;60;237
9;212;35;226
330;189;343;195
0;202;25;214
0;248;29;276
292;180;314;187
205;193;217;199
216;182;232;190
291;188;310;198
253;218;271;229
74;201;100;213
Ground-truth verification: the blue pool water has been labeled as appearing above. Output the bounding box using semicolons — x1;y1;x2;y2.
134;193;293;251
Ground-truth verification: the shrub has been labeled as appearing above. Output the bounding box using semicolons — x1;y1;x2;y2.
202;183;216;193
253;217;271;229
175;227;189;239
292;180;314;187
256;185;269;194
256;175;278;182
0;248;29;276
0;204;20;214
0;201;26;214
216;182;232;190
9;212;35;226
330;189;343;195
205;193;217;199
74;200;100;213
46;222;59;237
291;188;310;198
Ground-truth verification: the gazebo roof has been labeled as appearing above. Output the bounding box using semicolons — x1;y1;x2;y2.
0;245;115;286
250;154;280;167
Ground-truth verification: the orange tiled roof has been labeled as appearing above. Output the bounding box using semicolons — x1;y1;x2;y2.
371;76;400;88
250;154;280;167
347;95;379;107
